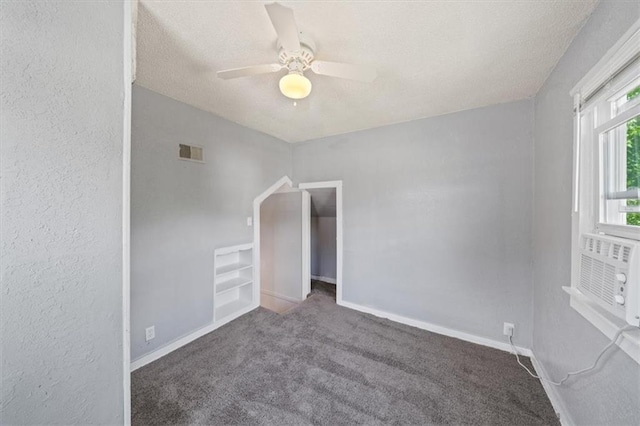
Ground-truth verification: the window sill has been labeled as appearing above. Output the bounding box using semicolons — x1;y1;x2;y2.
595;223;640;241
562;286;640;364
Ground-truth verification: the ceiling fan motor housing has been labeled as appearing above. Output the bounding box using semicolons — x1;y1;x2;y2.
216;4;376;86
278;32;316;73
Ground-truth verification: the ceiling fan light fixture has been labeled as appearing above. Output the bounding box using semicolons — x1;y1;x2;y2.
279;71;312;99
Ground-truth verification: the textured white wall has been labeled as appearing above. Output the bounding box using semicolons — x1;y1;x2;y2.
311;217;337;280
261;192;304;300
131;86;292;361
293;99;535;347
1;2;126;424
532;1;640;424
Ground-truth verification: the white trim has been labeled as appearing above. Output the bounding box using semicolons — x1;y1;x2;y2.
130;324;215;371
571;18;640;99
214;300;256;329
131;304;257;371
301;190;311;298
529;356;573;426
563;287;640;363
595;223;640;241
572;93;581;213
216;242;253;255
299;181;344;305
261;289;302;304
131;0;137;83
311;275;337;285
594;101;640;135
122;1;132;423
338;300;532;356
252;176;294;307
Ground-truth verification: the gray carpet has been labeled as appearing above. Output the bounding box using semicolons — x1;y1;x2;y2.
132;282;558;425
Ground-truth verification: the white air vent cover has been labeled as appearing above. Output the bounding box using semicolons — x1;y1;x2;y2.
179;144;204;162
578;233;639;326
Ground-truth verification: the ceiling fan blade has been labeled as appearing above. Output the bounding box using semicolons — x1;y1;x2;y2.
265;3;301;52
310;60;377;82
217;63;283;80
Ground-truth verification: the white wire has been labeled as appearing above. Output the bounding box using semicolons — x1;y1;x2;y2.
508;325;636;386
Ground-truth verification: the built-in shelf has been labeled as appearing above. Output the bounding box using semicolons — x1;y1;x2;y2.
215;262;252;276
215;297;253;322
216;277;253;295
214;243;254;325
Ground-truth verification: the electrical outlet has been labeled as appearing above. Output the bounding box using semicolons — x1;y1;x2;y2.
246;217;253;227
145;326;155;342
503;322;514;337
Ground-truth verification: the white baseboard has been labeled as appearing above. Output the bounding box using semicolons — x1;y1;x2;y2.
130;304;257;372
133;294;570;426
311;275;337;284
261;289;303;303
529;355;573;426
338;300;532;356
336;300;577;424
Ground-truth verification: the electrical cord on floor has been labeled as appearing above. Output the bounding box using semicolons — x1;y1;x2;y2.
508;325;636;386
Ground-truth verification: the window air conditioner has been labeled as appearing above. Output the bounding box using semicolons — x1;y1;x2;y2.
578;233;639;327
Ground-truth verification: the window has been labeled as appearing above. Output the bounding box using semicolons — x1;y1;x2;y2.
599;82;640;234
567;20;640;363
574;61;640;241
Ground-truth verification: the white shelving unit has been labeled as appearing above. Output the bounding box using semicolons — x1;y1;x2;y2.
213;243;254;325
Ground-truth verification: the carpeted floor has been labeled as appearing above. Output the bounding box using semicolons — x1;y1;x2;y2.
132;281;558;425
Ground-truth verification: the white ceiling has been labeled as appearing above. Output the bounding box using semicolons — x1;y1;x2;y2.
136;0;598;143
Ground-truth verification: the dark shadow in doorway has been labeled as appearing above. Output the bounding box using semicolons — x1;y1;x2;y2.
311;279;336;302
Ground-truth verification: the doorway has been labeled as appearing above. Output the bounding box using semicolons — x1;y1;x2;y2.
299;181;343;305
307;188;337;301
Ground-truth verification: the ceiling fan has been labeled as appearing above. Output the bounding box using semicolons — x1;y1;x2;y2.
216;2;377;100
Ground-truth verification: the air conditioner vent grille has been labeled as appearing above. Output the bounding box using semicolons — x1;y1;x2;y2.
603;264;616;305
613;243;621;259
579;254;592;293
579;256;616;306
577;233;639;326
582;236;632;263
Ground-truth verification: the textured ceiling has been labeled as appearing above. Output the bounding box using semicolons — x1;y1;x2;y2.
136;0;598;143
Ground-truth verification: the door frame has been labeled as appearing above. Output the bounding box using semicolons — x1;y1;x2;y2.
123;0;133;423
301;190;311;299
298;181;344;305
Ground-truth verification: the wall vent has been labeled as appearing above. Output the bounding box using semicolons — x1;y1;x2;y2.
179;144;204;162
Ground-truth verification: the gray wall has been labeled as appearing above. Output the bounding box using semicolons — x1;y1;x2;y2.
261;192;303;300
293;99;534;347
311;217;337;280
131;85;291;361
1;2;125;423
532;1;640;424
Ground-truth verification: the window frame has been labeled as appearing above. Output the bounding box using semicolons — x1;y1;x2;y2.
568;19;640;364
594;93;640;240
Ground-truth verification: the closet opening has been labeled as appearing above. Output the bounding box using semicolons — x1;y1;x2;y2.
307;188;338;302
299;181;343;305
